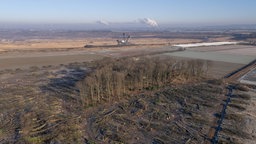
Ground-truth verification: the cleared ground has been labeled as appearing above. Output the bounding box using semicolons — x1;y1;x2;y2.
1;36;256;143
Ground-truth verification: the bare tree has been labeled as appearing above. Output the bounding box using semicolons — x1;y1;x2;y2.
78;57;208;106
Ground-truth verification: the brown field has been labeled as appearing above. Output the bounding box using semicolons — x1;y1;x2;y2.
0;32;256;143
0;38;201;52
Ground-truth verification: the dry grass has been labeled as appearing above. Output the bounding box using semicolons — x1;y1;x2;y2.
207;79;223;85
0;54;254;143
83;82;224;143
0;37;201;51
217;88;254;143
236;85;250;92
0;64;86;143
0;56;223;143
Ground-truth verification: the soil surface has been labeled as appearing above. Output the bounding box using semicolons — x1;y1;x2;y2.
1;37;256;143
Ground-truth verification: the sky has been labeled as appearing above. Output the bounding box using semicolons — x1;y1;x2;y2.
0;0;256;26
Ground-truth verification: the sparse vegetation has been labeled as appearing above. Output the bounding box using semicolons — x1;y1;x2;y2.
0;53;254;143
207;79;223;85
228;103;246;111
236;93;251;100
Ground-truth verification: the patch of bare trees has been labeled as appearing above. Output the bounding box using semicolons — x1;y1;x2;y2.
77;57;208;107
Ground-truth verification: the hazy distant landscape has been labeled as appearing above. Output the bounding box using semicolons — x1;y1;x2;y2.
1;0;256;144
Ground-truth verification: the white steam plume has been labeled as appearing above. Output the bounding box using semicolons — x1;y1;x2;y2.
139;18;158;27
96;20;109;25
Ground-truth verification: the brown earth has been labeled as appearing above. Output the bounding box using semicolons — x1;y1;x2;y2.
0;38;201;52
0;36;255;143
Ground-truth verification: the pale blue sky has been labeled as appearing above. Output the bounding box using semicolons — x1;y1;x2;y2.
0;0;256;25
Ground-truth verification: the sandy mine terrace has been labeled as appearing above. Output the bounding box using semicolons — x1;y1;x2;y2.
164;51;255;64
0;43;255;79
0;37;201;70
240;68;256;85
0;49;100;70
189;45;256;56
0;38;201;52
0;46;180;70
